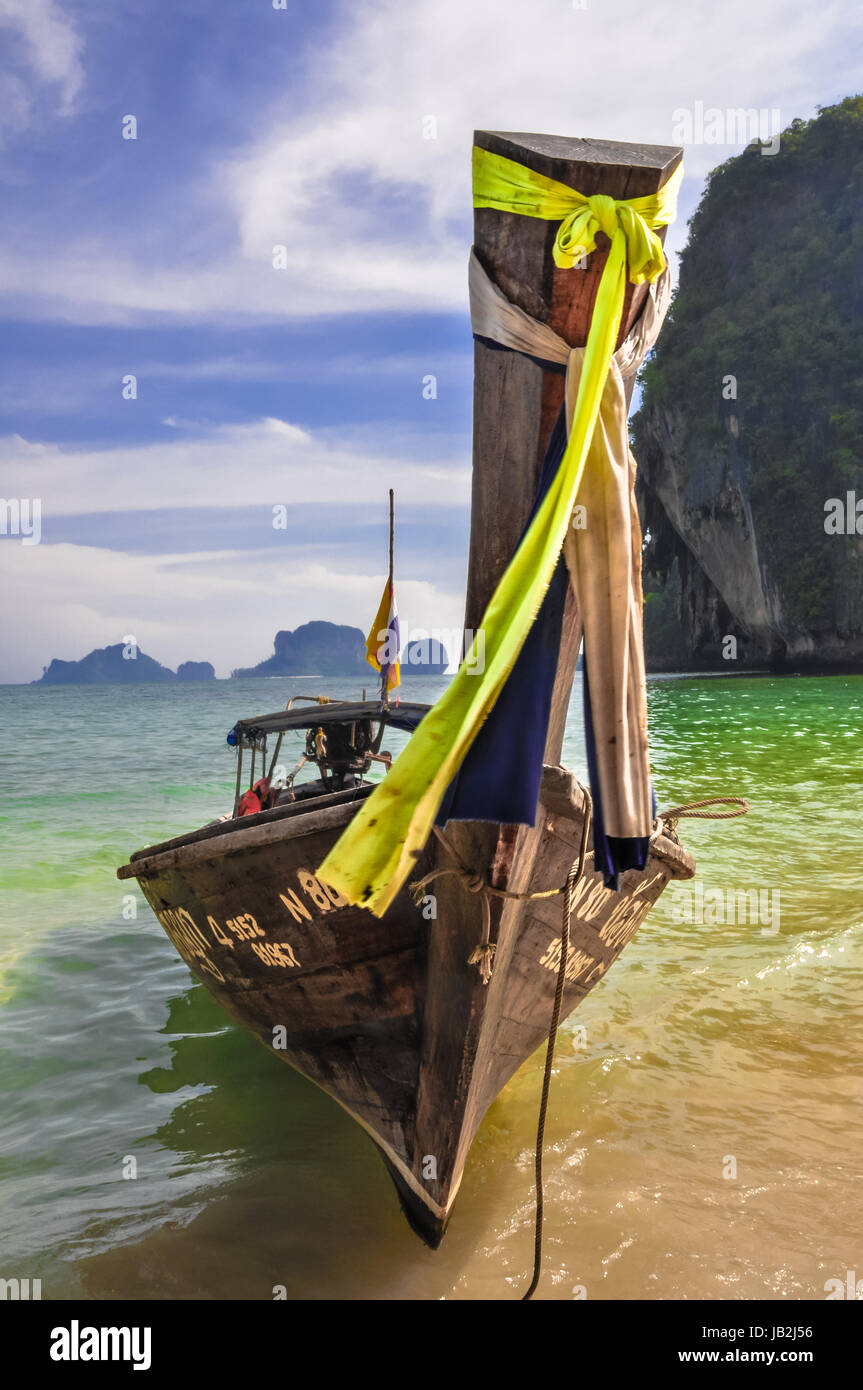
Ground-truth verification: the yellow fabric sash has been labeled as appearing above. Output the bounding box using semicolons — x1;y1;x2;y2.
318;148;683;916
472;147;682;277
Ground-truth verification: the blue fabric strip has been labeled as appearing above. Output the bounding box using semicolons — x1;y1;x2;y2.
437;403;569;828
438;336;653;891
582;658;651;890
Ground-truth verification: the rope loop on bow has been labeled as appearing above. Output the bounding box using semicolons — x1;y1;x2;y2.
654;795;750;838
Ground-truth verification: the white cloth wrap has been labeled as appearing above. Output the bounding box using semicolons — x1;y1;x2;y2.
468;249;670;379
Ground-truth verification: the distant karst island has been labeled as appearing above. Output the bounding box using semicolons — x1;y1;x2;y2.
233;622;449;678
35;645;216;685
32;623;450;685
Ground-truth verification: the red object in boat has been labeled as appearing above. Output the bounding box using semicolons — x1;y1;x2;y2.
238;777;271;816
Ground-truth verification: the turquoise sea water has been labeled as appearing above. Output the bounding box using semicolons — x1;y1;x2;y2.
0;673;860;1300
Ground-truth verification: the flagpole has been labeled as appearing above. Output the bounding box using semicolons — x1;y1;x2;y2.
382;489;394;708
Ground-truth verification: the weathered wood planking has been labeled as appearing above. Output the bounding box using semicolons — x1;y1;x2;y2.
120;763;693;1245
468;130;683;755
129;806;433;1162
399;769;693;1242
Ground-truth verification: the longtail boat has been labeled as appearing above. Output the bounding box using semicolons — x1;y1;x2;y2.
118;132;720;1255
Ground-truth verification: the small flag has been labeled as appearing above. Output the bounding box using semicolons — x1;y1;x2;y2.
366;582;400;691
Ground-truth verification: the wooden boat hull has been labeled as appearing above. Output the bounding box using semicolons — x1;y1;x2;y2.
118;135;692;1246
119;767;694;1245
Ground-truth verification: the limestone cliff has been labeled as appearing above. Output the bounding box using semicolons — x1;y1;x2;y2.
633;97;863;671
232;621;368;678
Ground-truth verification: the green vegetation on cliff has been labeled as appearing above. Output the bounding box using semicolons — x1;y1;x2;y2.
634;97;863;668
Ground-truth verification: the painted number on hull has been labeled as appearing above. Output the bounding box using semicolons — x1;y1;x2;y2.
207;912;265;946
206;910;302;970
154;866;342;980
250;940;302;969
279;867;347;923
156;904;302;976
537;869;667;984
157;906;227;983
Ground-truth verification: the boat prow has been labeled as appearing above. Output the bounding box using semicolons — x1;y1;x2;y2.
118;718;693;1245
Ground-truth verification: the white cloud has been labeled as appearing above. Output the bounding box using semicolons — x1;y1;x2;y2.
0;0;857;321
0;0;84;132
0;416;470;516
0;414;471;682
0;540;466;683
224;0;851;307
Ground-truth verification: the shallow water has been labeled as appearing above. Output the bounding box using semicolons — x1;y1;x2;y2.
0;673;860;1300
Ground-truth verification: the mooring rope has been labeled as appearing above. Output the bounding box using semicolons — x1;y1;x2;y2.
522;789;592;1301
522;791;749;1299
656;795;750;834
410;822;586;983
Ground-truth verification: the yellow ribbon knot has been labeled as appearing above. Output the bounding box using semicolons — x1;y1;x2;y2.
471;146;681;284
554;195;668;281
586;193;618;236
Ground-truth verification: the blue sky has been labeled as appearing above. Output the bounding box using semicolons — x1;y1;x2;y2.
0;0;859;681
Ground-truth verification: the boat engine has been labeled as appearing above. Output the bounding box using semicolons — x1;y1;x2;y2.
305;718;377;789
